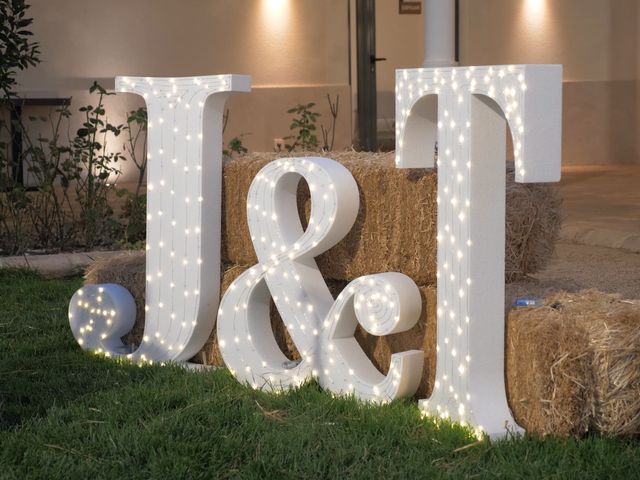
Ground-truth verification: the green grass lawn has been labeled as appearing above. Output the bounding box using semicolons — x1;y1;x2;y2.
1;269;639;479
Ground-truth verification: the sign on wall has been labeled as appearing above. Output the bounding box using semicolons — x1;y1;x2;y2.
399;0;422;15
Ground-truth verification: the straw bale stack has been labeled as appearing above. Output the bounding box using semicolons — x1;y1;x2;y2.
87;151;629;437
221;151;561;283
507;291;640;437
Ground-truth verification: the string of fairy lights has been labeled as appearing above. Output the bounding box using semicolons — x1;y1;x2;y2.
395;64;560;436
68;74;251;363
68;65;561;438
217;157;424;402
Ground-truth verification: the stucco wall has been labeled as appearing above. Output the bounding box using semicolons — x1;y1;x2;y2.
637;1;640;165
371;0;640;164
375;1;423;127
459;0;639;165
16;0;349;89
11;0;640;173
14;0;352;182
460;0;637;82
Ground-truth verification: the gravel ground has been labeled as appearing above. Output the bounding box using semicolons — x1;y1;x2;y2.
506;241;640;306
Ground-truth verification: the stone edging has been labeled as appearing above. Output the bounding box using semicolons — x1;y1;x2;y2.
0;250;131;279
561;223;640;253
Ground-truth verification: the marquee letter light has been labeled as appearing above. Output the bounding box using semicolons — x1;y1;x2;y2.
69;74;251;362
217;157;424;401
395;65;562;437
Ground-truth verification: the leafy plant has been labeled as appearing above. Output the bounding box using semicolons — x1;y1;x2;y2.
0;0;40;95
21;103;75;250
117;191;146;249
122;107;147;197
0;81;128;254
320;94;339;152
69;82;125;248
222;108;249;158
118;107;148;245
0;0;42;253
285;102;320;151
0;0;41;191
223;135;248;157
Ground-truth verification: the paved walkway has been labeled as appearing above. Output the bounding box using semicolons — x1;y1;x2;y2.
559;165;640;253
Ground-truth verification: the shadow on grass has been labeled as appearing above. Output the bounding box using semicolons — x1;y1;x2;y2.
0;269;176;429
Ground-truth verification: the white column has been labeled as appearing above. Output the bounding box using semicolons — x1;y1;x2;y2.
423;0;457;67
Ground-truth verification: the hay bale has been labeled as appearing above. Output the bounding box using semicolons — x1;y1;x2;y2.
222;151;561;284
506;297;593;437
507;290;640;437
586;295;640;436
504;181;563;281
222;151;437;284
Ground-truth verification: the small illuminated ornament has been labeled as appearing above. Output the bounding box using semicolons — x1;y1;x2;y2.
68;74;251;362
395;64;562;437
68;285;136;355
217;157;424;401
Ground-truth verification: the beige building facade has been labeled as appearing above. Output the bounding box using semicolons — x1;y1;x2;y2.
13;0;640;182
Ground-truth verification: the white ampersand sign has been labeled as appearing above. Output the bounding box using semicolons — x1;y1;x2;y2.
395;64;562;437
217;157;424;402
68;74;251;363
